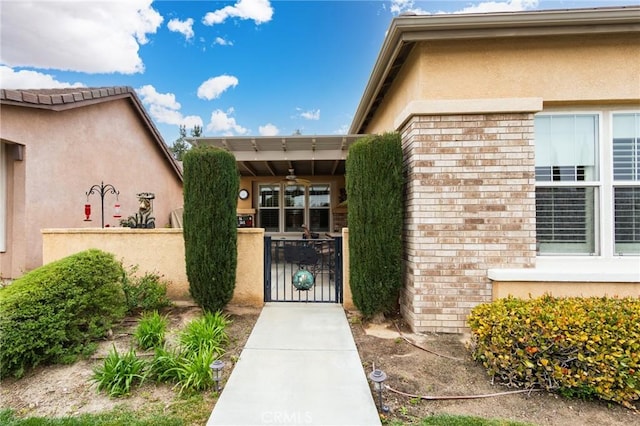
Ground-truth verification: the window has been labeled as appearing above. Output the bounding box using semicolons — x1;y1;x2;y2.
309;184;330;232
534;114;598;254
258;185;280;232
284;185;305;232
534;111;640;256
613;113;640;254
258;183;331;233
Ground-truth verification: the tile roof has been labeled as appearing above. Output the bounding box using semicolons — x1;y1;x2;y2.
1;86;183;180
0;86;133;108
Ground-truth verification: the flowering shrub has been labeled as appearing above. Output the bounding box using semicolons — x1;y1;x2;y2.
468;296;640;408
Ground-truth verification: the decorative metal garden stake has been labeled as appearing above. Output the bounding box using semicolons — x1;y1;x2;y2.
369;369;389;413
210;360;225;392
85;182;119;228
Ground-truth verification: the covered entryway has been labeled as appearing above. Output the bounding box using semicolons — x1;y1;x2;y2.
187;135;359;304
264;236;343;303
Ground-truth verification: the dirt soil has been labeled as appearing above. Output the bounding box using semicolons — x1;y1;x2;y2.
1;304;638;425
350;311;639;426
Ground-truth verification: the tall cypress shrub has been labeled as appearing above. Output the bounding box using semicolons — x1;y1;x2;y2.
346;132;403;316
183;146;239;312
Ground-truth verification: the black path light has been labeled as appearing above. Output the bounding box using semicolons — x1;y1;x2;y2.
85;182;119;228
369;368;390;413
210;360;225;392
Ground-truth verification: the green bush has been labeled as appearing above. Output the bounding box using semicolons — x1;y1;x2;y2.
92;346;148;397
122;267;172;313
346;132;404;316
134;311;169;350
183;146;239;312
0;249;126;378
468;296;640;408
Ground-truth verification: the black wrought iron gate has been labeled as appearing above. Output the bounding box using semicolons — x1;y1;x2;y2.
264;236;342;303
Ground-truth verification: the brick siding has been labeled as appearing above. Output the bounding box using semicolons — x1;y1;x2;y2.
400;113;537;333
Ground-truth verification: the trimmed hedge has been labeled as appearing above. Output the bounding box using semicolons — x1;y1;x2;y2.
346;132;403;316
468;296;640;408
183;145;239;312
0;249;126;378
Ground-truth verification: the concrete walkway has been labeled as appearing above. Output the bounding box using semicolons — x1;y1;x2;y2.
207;303;381;426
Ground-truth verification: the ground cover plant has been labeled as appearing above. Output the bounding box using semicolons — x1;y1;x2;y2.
0;249;126;379
92;346;148;397
134;311;169;350
93;310;230;398
468;295;640;408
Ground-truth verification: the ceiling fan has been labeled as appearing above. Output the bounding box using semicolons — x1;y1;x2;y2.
266;168;311;188
285;168;310;186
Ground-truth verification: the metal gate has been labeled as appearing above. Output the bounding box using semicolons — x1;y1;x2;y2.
264;236;342;303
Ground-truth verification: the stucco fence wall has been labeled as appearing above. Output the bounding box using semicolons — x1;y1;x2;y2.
41;228;356;309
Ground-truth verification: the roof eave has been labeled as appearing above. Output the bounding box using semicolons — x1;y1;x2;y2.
349;6;640;134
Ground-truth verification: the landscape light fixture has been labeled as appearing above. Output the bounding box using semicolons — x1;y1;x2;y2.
210;360;225;392
368;368;389;413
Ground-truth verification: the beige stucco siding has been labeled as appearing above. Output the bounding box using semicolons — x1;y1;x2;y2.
367;33;640;133
1;98;183;274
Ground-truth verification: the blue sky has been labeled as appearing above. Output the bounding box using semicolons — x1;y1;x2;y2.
1;0;637;145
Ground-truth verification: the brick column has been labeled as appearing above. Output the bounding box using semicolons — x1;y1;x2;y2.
400;113;536;333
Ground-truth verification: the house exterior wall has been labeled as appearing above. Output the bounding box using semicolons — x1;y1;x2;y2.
0;98;183;277
362;30;639;333
366;33;640;134
401;113;536;333
492;281;639;300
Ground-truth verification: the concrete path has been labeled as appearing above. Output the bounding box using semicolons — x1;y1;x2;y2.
207;303;381;426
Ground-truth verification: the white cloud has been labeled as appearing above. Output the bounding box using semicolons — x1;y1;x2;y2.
0;0;162;74
333;124;350;135
197;75;239;100
214;37;234;46
453;0;539;14
206;108;249;136
259;123;279;136
136;85;203;128
298;108;320;121
203;0;273;26
390;0;539;15
389;0;430;15
168;18;194;40
0;66;85;89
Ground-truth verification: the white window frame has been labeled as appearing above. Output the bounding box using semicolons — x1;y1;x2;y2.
490;107;640;283
610;110;640;255
534;111;602;256
258;182;332;234
535;107;640;259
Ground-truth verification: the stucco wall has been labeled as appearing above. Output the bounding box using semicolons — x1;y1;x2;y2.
492;281;640;299
367;33;640;133
1;99;183;276
41;228;265;306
